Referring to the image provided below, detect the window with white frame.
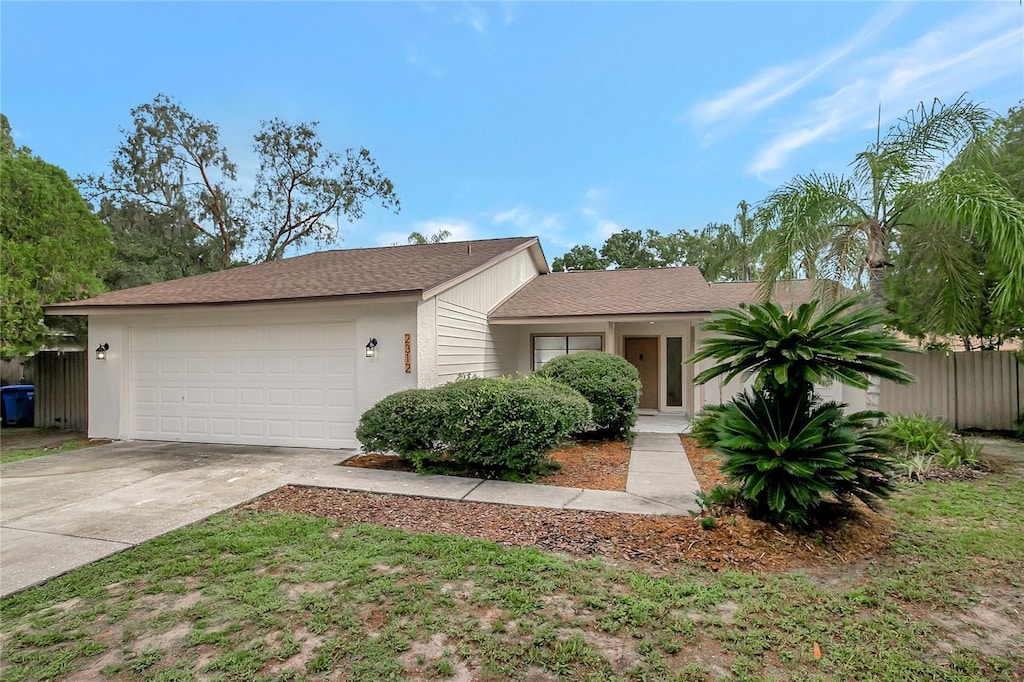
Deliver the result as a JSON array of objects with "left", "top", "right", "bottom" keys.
[{"left": 532, "top": 334, "right": 603, "bottom": 370}]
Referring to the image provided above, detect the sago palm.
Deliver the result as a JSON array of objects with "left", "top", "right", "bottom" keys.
[
  {"left": 689, "top": 295, "right": 913, "bottom": 402},
  {"left": 714, "top": 390, "right": 894, "bottom": 527}
]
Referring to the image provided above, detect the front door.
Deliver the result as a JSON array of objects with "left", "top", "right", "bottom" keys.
[{"left": 624, "top": 337, "right": 659, "bottom": 410}]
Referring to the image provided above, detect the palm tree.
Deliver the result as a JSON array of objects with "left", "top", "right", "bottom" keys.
[
  {"left": 407, "top": 229, "right": 451, "bottom": 245},
  {"left": 755, "top": 96, "right": 1024, "bottom": 323}
]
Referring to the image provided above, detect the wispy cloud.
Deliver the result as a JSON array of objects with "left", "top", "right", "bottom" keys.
[
  {"left": 690, "top": 3, "right": 1023, "bottom": 177},
  {"left": 453, "top": 2, "right": 489, "bottom": 36},
  {"left": 690, "top": 4, "right": 907, "bottom": 142}
]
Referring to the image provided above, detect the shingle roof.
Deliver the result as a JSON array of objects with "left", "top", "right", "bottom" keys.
[
  {"left": 490, "top": 268, "right": 714, "bottom": 318},
  {"left": 706, "top": 280, "right": 820, "bottom": 311},
  {"left": 48, "top": 237, "right": 539, "bottom": 309},
  {"left": 490, "top": 268, "right": 819, "bottom": 319}
]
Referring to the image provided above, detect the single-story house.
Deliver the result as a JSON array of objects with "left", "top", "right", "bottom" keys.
[{"left": 46, "top": 236, "right": 864, "bottom": 449}]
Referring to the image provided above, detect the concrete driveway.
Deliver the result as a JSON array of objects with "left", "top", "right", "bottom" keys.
[{"left": 0, "top": 440, "right": 343, "bottom": 597}]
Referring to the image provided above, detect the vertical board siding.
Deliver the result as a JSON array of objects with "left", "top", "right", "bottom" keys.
[
  {"left": 439, "top": 249, "right": 538, "bottom": 313},
  {"left": 436, "top": 300, "right": 503, "bottom": 380},
  {"left": 33, "top": 351, "right": 88, "bottom": 431},
  {"left": 880, "top": 350, "right": 1021, "bottom": 431}
]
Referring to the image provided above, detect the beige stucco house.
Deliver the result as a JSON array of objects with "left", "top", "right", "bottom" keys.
[{"left": 48, "top": 236, "right": 863, "bottom": 449}]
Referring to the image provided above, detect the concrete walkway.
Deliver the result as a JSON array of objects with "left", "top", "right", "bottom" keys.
[{"left": 301, "top": 429, "right": 701, "bottom": 516}]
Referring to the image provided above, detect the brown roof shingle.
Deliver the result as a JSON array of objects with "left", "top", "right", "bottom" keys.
[
  {"left": 48, "top": 237, "right": 539, "bottom": 309},
  {"left": 490, "top": 268, "right": 713, "bottom": 318},
  {"left": 490, "top": 268, "right": 819, "bottom": 319}
]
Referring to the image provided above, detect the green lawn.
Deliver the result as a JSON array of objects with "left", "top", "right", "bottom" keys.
[
  {"left": 0, "top": 438, "right": 85, "bottom": 465},
  {"left": 2, "top": 444, "right": 1022, "bottom": 681}
]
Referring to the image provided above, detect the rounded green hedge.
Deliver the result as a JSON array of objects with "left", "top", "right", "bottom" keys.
[
  {"left": 535, "top": 351, "right": 640, "bottom": 435},
  {"left": 355, "top": 375, "right": 592, "bottom": 476},
  {"left": 354, "top": 389, "right": 446, "bottom": 466}
]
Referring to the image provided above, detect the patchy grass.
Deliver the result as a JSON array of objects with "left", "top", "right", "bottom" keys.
[
  {"left": 0, "top": 438, "right": 85, "bottom": 465},
  {"left": 2, "top": 443, "right": 1023, "bottom": 681}
]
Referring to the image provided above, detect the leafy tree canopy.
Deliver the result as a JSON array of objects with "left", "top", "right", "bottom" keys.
[
  {"left": 884, "top": 100, "right": 1024, "bottom": 347},
  {"left": 81, "top": 95, "right": 400, "bottom": 272},
  {"left": 549, "top": 202, "right": 761, "bottom": 279},
  {"left": 0, "top": 114, "right": 113, "bottom": 359}
]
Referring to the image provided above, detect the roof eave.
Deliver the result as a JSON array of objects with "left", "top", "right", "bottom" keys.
[
  {"left": 44, "top": 290, "right": 424, "bottom": 316},
  {"left": 489, "top": 311, "right": 712, "bottom": 325}
]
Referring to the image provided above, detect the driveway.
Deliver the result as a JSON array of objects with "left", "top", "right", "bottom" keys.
[{"left": 0, "top": 440, "right": 343, "bottom": 597}]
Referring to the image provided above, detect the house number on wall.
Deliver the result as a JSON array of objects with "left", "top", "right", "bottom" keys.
[{"left": 404, "top": 334, "right": 412, "bottom": 373}]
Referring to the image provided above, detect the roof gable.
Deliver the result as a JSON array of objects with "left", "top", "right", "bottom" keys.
[{"left": 49, "top": 237, "right": 541, "bottom": 310}]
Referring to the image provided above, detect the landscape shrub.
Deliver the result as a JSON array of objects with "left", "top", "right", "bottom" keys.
[
  {"left": 438, "top": 375, "right": 592, "bottom": 474},
  {"left": 883, "top": 413, "right": 954, "bottom": 457},
  {"left": 882, "top": 413, "right": 985, "bottom": 473},
  {"left": 355, "top": 389, "right": 445, "bottom": 465},
  {"left": 713, "top": 390, "right": 894, "bottom": 527},
  {"left": 535, "top": 351, "right": 640, "bottom": 435},
  {"left": 357, "top": 375, "right": 591, "bottom": 477},
  {"left": 690, "top": 404, "right": 726, "bottom": 448},
  {"left": 690, "top": 295, "right": 912, "bottom": 527}
]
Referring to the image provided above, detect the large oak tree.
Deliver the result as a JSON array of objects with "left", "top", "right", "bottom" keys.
[{"left": 82, "top": 95, "right": 400, "bottom": 271}]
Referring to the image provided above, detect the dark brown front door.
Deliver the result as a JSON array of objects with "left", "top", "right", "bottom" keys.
[{"left": 624, "top": 337, "right": 659, "bottom": 409}]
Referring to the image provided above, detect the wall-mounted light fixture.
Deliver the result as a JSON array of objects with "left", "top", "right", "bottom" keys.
[
  {"left": 95, "top": 343, "right": 110, "bottom": 360},
  {"left": 365, "top": 338, "right": 378, "bottom": 358}
]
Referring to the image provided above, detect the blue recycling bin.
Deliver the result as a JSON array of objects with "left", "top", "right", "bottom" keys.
[{"left": 0, "top": 385, "right": 35, "bottom": 427}]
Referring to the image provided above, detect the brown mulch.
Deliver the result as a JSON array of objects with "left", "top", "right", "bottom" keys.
[
  {"left": 341, "top": 439, "right": 631, "bottom": 491},
  {"left": 539, "top": 439, "right": 630, "bottom": 490},
  {"left": 248, "top": 433, "right": 893, "bottom": 573}
]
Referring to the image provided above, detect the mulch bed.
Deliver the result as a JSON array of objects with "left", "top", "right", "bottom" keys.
[
  {"left": 341, "top": 439, "right": 631, "bottom": 491},
  {"left": 249, "top": 434, "right": 893, "bottom": 573}
]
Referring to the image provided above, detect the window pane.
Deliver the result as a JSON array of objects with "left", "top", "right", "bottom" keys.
[
  {"left": 533, "top": 336, "right": 568, "bottom": 351},
  {"left": 568, "top": 335, "right": 603, "bottom": 351},
  {"left": 666, "top": 337, "right": 683, "bottom": 407},
  {"left": 534, "top": 349, "right": 564, "bottom": 370}
]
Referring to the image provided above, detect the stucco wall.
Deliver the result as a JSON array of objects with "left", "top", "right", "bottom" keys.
[{"left": 87, "top": 299, "right": 418, "bottom": 445}]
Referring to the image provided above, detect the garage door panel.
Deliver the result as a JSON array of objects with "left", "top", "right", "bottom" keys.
[
  {"left": 160, "top": 358, "right": 185, "bottom": 375},
  {"left": 268, "top": 357, "right": 293, "bottom": 375},
  {"left": 297, "top": 389, "right": 324, "bottom": 407},
  {"left": 212, "top": 357, "right": 236, "bottom": 374},
  {"left": 130, "top": 323, "right": 356, "bottom": 448},
  {"left": 268, "top": 388, "right": 293, "bottom": 406},
  {"left": 212, "top": 388, "right": 235, "bottom": 405},
  {"left": 239, "top": 357, "right": 262, "bottom": 374}
]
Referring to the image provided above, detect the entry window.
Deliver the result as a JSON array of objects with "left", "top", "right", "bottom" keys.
[
  {"left": 666, "top": 337, "right": 683, "bottom": 407},
  {"left": 533, "top": 335, "right": 602, "bottom": 370}
]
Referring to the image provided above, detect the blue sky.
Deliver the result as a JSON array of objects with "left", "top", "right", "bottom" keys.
[{"left": 3, "top": 1, "right": 1022, "bottom": 260}]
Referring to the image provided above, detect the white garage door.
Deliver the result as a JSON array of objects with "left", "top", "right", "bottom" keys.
[{"left": 130, "top": 323, "right": 356, "bottom": 448}]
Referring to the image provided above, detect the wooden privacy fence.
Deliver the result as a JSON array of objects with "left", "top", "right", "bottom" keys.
[
  {"left": 32, "top": 351, "right": 88, "bottom": 431},
  {"left": 880, "top": 350, "right": 1023, "bottom": 431}
]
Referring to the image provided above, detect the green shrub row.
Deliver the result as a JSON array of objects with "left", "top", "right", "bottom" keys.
[
  {"left": 535, "top": 351, "right": 640, "bottom": 435},
  {"left": 356, "top": 375, "right": 592, "bottom": 477}
]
